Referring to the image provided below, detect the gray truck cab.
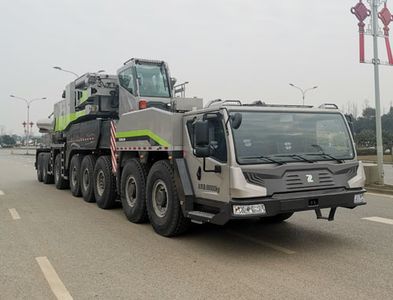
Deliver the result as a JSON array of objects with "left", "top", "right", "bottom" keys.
[
  {"left": 182, "top": 103, "right": 366, "bottom": 224},
  {"left": 117, "top": 58, "right": 173, "bottom": 115}
]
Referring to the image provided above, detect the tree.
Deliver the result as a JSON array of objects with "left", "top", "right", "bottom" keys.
[
  {"left": 0, "top": 135, "right": 16, "bottom": 146},
  {"left": 355, "top": 129, "right": 376, "bottom": 148}
]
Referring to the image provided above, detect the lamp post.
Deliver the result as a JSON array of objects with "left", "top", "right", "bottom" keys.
[
  {"left": 53, "top": 66, "right": 79, "bottom": 78},
  {"left": 9, "top": 95, "right": 46, "bottom": 151},
  {"left": 289, "top": 83, "right": 318, "bottom": 105}
]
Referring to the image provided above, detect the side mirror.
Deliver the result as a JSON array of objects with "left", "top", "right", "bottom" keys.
[
  {"left": 193, "top": 120, "right": 210, "bottom": 158},
  {"left": 194, "top": 120, "right": 209, "bottom": 146},
  {"left": 170, "top": 77, "right": 177, "bottom": 88},
  {"left": 230, "top": 112, "right": 242, "bottom": 129},
  {"left": 194, "top": 146, "right": 211, "bottom": 157}
]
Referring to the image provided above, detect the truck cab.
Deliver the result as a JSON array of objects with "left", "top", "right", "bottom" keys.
[
  {"left": 182, "top": 103, "right": 366, "bottom": 224},
  {"left": 117, "top": 58, "right": 174, "bottom": 114}
]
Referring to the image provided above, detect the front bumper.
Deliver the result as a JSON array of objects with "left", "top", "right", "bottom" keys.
[{"left": 203, "top": 188, "right": 366, "bottom": 225}]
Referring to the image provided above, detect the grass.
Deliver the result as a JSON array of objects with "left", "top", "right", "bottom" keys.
[{"left": 357, "top": 155, "right": 393, "bottom": 163}]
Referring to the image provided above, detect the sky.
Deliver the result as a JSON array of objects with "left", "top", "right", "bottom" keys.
[{"left": 1, "top": 0, "right": 393, "bottom": 135}]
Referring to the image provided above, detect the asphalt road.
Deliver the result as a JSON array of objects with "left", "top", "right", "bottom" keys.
[{"left": 1, "top": 149, "right": 393, "bottom": 300}]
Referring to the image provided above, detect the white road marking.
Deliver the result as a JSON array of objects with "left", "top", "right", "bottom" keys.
[
  {"left": 8, "top": 208, "right": 21, "bottom": 220},
  {"left": 227, "top": 230, "right": 296, "bottom": 255},
  {"left": 362, "top": 216, "right": 393, "bottom": 225},
  {"left": 36, "top": 256, "right": 73, "bottom": 300},
  {"left": 366, "top": 192, "right": 393, "bottom": 199},
  {"left": 0, "top": 190, "right": 4, "bottom": 196}
]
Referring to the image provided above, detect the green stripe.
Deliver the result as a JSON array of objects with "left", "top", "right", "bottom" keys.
[
  {"left": 55, "top": 111, "right": 86, "bottom": 132},
  {"left": 115, "top": 130, "right": 171, "bottom": 147},
  {"left": 79, "top": 90, "right": 89, "bottom": 104}
]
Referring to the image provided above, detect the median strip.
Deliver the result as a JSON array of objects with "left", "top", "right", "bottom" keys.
[
  {"left": 227, "top": 230, "right": 296, "bottom": 255},
  {"left": 362, "top": 216, "right": 393, "bottom": 225},
  {"left": 8, "top": 208, "right": 20, "bottom": 220},
  {"left": 36, "top": 256, "right": 73, "bottom": 300}
]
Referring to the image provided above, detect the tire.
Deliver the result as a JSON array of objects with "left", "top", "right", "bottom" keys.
[
  {"left": 54, "top": 154, "right": 69, "bottom": 190},
  {"left": 42, "top": 154, "right": 54, "bottom": 184},
  {"left": 120, "top": 159, "right": 148, "bottom": 223},
  {"left": 259, "top": 212, "right": 294, "bottom": 224},
  {"left": 146, "top": 160, "right": 190, "bottom": 237},
  {"left": 36, "top": 153, "right": 44, "bottom": 182},
  {"left": 81, "top": 155, "right": 97, "bottom": 203},
  {"left": 70, "top": 154, "right": 83, "bottom": 197},
  {"left": 93, "top": 156, "right": 117, "bottom": 209}
]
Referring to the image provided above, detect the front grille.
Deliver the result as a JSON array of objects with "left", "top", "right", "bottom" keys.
[{"left": 285, "top": 171, "right": 335, "bottom": 190}]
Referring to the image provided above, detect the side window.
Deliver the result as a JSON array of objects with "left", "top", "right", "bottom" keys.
[
  {"left": 119, "top": 68, "right": 135, "bottom": 94},
  {"left": 186, "top": 118, "right": 227, "bottom": 163}
]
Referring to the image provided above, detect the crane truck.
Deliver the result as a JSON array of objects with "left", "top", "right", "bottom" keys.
[{"left": 35, "top": 58, "right": 366, "bottom": 237}]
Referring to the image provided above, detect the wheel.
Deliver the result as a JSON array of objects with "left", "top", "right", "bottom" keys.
[
  {"left": 36, "top": 153, "right": 44, "bottom": 182},
  {"left": 42, "top": 153, "right": 54, "bottom": 184},
  {"left": 81, "top": 155, "right": 97, "bottom": 203},
  {"left": 259, "top": 213, "right": 294, "bottom": 224},
  {"left": 146, "top": 160, "right": 190, "bottom": 237},
  {"left": 70, "top": 154, "right": 83, "bottom": 197},
  {"left": 93, "top": 156, "right": 117, "bottom": 209},
  {"left": 54, "top": 154, "right": 69, "bottom": 190},
  {"left": 120, "top": 159, "right": 148, "bottom": 223}
]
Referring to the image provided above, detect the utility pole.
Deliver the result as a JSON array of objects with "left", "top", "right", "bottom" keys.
[
  {"left": 289, "top": 83, "right": 318, "bottom": 105},
  {"left": 9, "top": 95, "right": 46, "bottom": 153},
  {"left": 371, "top": 0, "right": 384, "bottom": 185},
  {"left": 351, "top": 0, "right": 392, "bottom": 185},
  {"left": 53, "top": 66, "right": 79, "bottom": 78}
]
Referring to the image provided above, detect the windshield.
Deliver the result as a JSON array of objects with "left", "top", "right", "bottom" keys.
[
  {"left": 135, "top": 64, "right": 170, "bottom": 98},
  {"left": 232, "top": 111, "right": 354, "bottom": 164}
]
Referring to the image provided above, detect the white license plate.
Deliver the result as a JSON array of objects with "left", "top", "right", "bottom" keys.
[{"left": 354, "top": 194, "right": 365, "bottom": 204}]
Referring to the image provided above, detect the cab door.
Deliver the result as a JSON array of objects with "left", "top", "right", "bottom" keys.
[{"left": 183, "top": 113, "right": 230, "bottom": 203}]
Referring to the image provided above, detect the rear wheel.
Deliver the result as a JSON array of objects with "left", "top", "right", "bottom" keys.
[
  {"left": 54, "top": 154, "right": 69, "bottom": 190},
  {"left": 81, "top": 155, "right": 97, "bottom": 203},
  {"left": 146, "top": 160, "right": 190, "bottom": 237},
  {"left": 70, "top": 154, "right": 83, "bottom": 197},
  {"left": 36, "top": 153, "right": 44, "bottom": 182},
  {"left": 259, "top": 212, "right": 294, "bottom": 224},
  {"left": 121, "top": 159, "right": 148, "bottom": 223},
  {"left": 42, "top": 154, "right": 54, "bottom": 184},
  {"left": 93, "top": 156, "right": 117, "bottom": 209}
]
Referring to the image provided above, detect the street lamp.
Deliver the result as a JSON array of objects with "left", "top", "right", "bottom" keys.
[
  {"left": 289, "top": 83, "right": 318, "bottom": 105},
  {"left": 9, "top": 95, "right": 46, "bottom": 149},
  {"left": 53, "top": 66, "right": 79, "bottom": 78}
]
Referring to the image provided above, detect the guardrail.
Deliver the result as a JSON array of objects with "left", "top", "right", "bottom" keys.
[{"left": 9, "top": 147, "right": 38, "bottom": 155}]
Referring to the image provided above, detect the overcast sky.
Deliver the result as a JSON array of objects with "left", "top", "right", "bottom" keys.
[{"left": 1, "top": 0, "right": 393, "bottom": 135}]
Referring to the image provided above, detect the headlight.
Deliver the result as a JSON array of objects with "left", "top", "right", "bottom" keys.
[
  {"left": 233, "top": 204, "right": 266, "bottom": 216},
  {"left": 354, "top": 193, "right": 366, "bottom": 204}
]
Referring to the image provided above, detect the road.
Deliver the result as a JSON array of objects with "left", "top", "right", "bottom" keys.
[{"left": 1, "top": 149, "right": 393, "bottom": 300}]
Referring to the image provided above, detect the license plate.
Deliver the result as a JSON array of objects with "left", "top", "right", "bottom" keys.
[{"left": 354, "top": 194, "right": 365, "bottom": 204}]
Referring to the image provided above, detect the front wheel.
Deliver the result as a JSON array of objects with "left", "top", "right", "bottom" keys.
[
  {"left": 259, "top": 212, "right": 294, "bottom": 224},
  {"left": 146, "top": 160, "right": 190, "bottom": 237}
]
